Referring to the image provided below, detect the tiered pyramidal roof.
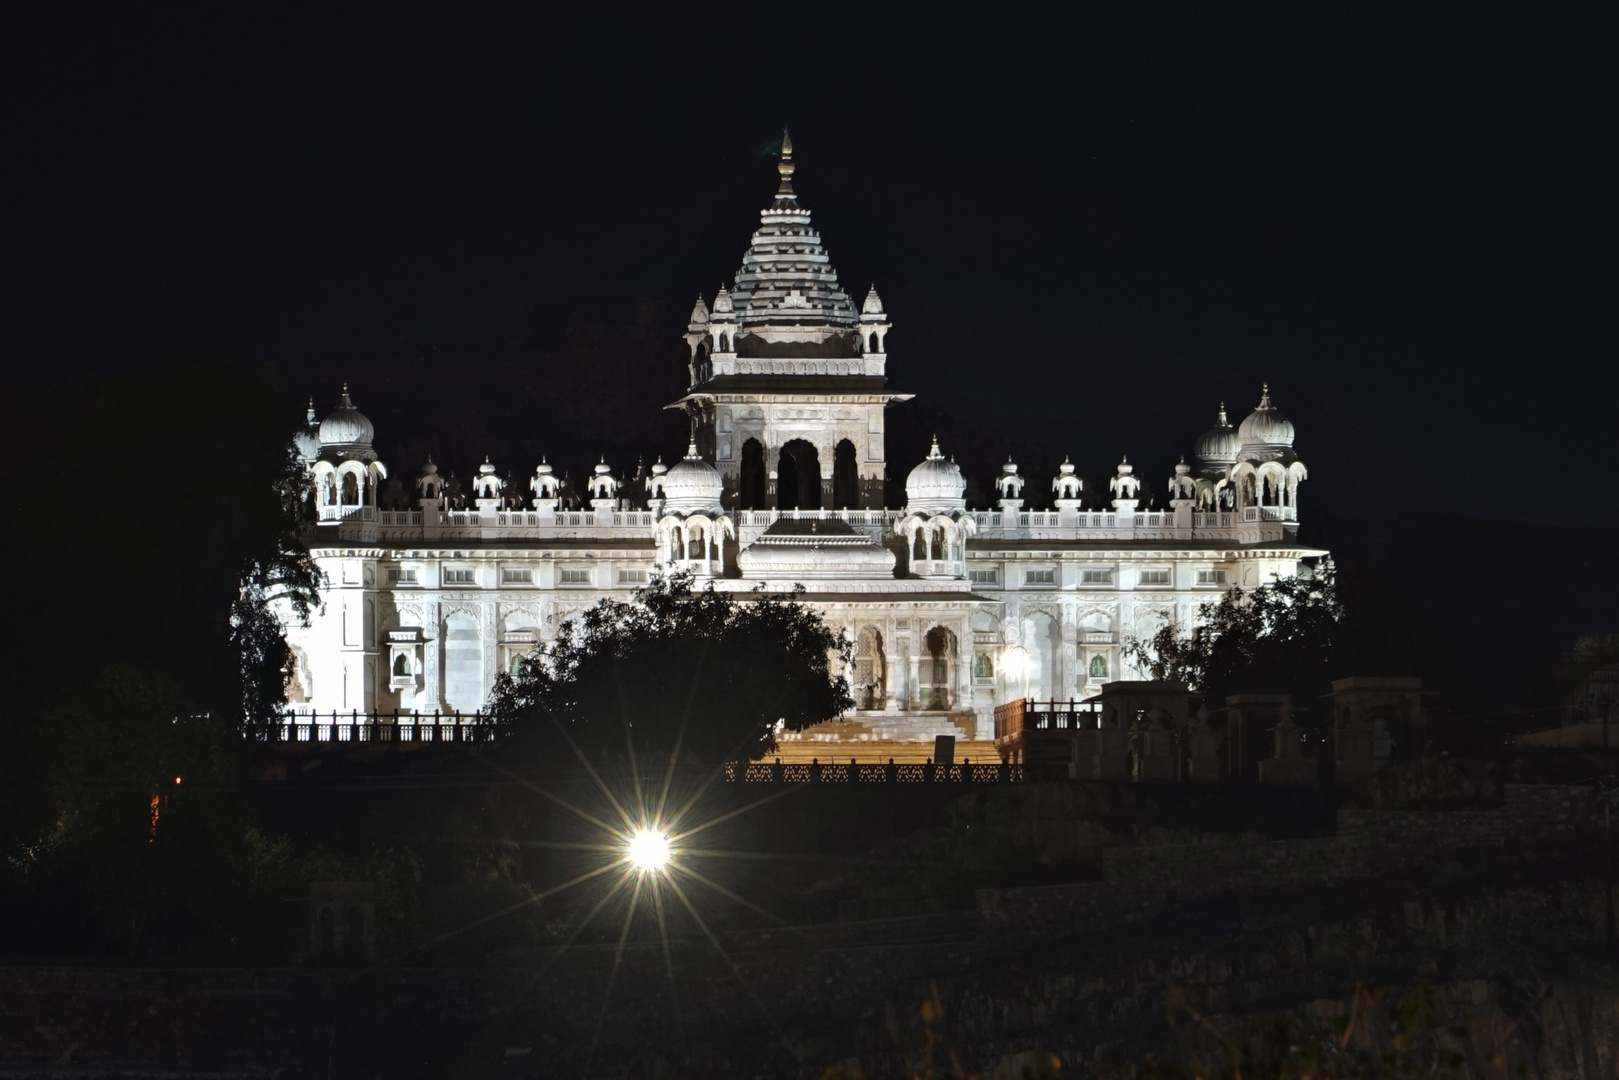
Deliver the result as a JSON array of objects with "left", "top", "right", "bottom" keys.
[{"left": 724, "top": 131, "right": 860, "bottom": 353}]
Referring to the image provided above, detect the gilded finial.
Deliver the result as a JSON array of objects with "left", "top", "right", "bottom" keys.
[{"left": 776, "top": 128, "right": 796, "bottom": 197}]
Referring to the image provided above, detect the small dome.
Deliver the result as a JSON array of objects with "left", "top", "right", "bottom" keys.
[
  {"left": 1194, "top": 403, "right": 1240, "bottom": 468},
  {"left": 318, "top": 385, "right": 375, "bottom": 454},
  {"left": 1236, "top": 385, "right": 1296, "bottom": 453},
  {"left": 662, "top": 442, "right": 725, "bottom": 514},
  {"left": 906, "top": 437, "right": 966, "bottom": 513}
]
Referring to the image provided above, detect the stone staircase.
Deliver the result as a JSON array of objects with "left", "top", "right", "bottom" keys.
[{"left": 771, "top": 714, "right": 997, "bottom": 764}]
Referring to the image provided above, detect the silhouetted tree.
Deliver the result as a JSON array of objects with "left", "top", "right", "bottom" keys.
[
  {"left": 487, "top": 572, "right": 852, "bottom": 769},
  {"left": 1124, "top": 562, "right": 1343, "bottom": 704},
  {"left": 230, "top": 443, "right": 322, "bottom": 731}
]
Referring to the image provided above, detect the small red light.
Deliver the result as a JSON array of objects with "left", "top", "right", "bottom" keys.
[{"left": 174, "top": 777, "right": 182, "bottom": 785}]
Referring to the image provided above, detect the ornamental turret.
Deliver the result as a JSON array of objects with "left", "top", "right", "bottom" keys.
[
  {"left": 473, "top": 456, "right": 504, "bottom": 513},
  {"left": 529, "top": 458, "right": 559, "bottom": 511},
  {"left": 1109, "top": 457, "right": 1141, "bottom": 512},
  {"left": 1052, "top": 457, "right": 1084, "bottom": 502},
  {"left": 684, "top": 295, "right": 711, "bottom": 385},
  {"left": 416, "top": 457, "right": 444, "bottom": 502},
  {"left": 858, "top": 285, "right": 890, "bottom": 371},
  {"left": 1168, "top": 458, "right": 1196, "bottom": 502},
  {"left": 588, "top": 458, "right": 619, "bottom": 520},
  {"left": 653, "top": 441, "right": 732, "bottom": 580},
  {"left": 1230, "top": 384, "right": 1307, "bottom": 521},
  {"left": 996, "top": 457, "right": 1025, "bottom": 513},
  {"left": 899, "top": 437, "right": 975, "bottom": 579},
  {"left": 704, "top": 285, "right": 738, "bottom": 378},
  {"left": 310, "top": 385, "right": 387, "bottom": 520}
]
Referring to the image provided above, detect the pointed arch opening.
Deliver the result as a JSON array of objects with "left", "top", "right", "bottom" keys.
[
  {"left": 739, "top": 438, "right": 766, "bottom": 510},
  {"left": 777, "top": 439, "right": 821, "bottom": 510},
  {"left": 832, "top": 438, "right": 859, "bottom": 509}
]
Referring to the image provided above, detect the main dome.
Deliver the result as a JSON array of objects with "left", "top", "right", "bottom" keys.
[
  {"left": 318, "top": 387, "right": 374, "bottom": 446},
  {"left": 661, "top": 442, "right": 725, "bottom": 514},
  {"left": 906, "top": 437, "right": 966, "bottom": 513},
  {"left": 1236, "top": 385, "right": 1296, "bottom": 453}
]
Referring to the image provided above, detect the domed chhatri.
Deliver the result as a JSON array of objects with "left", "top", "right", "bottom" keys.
[
  {"left": 1237, "top": 384, "right": 1297, "bottom": 456},
  {"left": 906, "top": 437, "right": 966, "bottom": 514},
  {"left": 1194, "top": 403, "right": 1240, "bottom": 476},
  {"left": 661, "top": 441, "right": 725, "bottom": 515},
  {"left": 317, "top": 384, "right": 376, "bottom": 458}
]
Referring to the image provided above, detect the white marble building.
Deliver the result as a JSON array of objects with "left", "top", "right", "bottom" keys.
[{"left": 281, "top": 135, "right": 1323, "bottom": 742}]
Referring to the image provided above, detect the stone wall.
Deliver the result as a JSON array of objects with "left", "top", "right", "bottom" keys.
[{"left": 1094, "top": 784, "right": 1589, "bottom": 897}]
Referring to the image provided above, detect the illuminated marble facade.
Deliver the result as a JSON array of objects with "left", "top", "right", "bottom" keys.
[{"left": 281, "top": 137, "right": 1320, "bottom": 742}]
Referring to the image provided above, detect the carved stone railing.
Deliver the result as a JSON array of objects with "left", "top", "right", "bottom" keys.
[
  {"left": 993, "top": 697, "right": 1104, "bottom": 742},
  {"left": 248, "top": 711, "right": 498, "bottom": 746}
]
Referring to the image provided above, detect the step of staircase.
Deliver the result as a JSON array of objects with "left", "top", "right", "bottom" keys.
[{"left": 766, "top": 738, "right": 1000, "bottom": 765}]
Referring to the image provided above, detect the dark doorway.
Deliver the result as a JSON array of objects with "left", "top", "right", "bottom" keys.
[
  {"left": 833, "top": 439, "right": 859, "bottom": 509},
  {"left": 739, "top": 439, "right": 766, "bottom": 509},
  {"left": 777, "top": 440, "right": 822, "bottom": 510}
]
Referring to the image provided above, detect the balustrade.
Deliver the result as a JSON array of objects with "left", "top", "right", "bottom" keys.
[
  {"left": 250, "top": 711, "right": 498, "bottom": 746},
  {"left": 723, "top": 758, "right": 1022, "bottom": 783}
]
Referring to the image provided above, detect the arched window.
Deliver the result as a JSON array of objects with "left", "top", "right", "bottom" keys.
[
  {"left": 868, "top": 332, "right": 878, "bottom": 353},
  {"left": 1089, "top": 654, "right": 1108, "bottom": 679},
  {"left": 973, "top": 653, "right": 993, "bottom": 679},
  {"left": 393, "top": 653, "right": 410, "bottom": 677}
]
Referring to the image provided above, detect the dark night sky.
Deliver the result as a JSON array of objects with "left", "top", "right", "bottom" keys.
[{"left": 5, "top": 7, "right": 1613, "bottom": 529}]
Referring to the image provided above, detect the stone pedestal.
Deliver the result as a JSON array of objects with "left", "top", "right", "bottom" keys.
[
  {"left": 1185, "top": 721, "right": 1222, "bottom": 782},
  {"left": 1093, "top": 723, "right": 1130, "bottom": 779},
  {"left": 1139, "top": 727, "right": 1179, "bottom": 780},
  {"left": 1259, "top": 716, "right": 1316, "bottom": 784}
]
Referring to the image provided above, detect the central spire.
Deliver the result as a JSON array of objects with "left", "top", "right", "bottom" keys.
[
  {"left": 724, "top": 131, "right": 859, "bottom": 342},
  {"left": 775, "top": 128, "right": 796, "bottom": 200}
]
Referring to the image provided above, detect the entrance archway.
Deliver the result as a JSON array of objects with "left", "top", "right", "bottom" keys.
[{"left": 777, "top": 440, "right": 822, "bottom": 510}]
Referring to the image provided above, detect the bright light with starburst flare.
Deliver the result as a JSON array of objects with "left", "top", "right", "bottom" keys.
[{"left": 625, "top": 829, "right": 672, "bottom": 872}]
